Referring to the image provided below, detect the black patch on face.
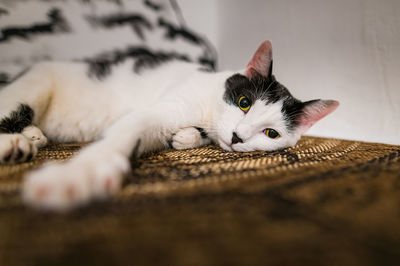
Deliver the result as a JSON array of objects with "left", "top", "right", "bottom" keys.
[
  {"left": 144, "top": 0, "right": 163, "bottom": 11},
  {"left": 0, "top": 104, "right": 34, "bottom": 133},
  {"left": 0, "top": 8, "right": 70, "bottom": 43},
  {"left": 84, "top": 46, "right": 190, "bottom": 79},
  {"left": 224, "top": 74, "right": 306, "bottom": 131},
  {"left": 85, "top": 13, "right": 152, "bottom": 40}
]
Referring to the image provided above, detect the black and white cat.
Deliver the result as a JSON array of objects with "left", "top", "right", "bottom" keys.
[{"left": 0, "top": 41, "right": 338, "bottom": 210}]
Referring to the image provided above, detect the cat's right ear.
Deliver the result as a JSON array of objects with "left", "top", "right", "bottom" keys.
[
  {"left": 296, "top": 99, "right": 339, "bottom": 134},
  {"left": 245, "top": 40, "right": 273, "bottom": 79}
]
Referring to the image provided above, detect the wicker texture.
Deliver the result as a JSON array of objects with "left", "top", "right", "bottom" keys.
[{"left": 1, "top": 136, "right": 400, "bottom": 266}]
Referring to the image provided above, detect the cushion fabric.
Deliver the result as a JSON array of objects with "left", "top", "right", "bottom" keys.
[
  {"left": 0, "top": 0, "right": 216, "bottom": 86},
  {"left": 1, "top": 136, "right": 400, "bottom": 265}
]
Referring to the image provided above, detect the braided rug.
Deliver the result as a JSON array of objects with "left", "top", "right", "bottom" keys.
[{"left": 1, "top": 136, "right": 400, "bottom": 266}]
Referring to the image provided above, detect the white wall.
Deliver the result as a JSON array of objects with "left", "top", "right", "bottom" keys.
[{"left": 179, "top": 0, "right": 400, "bottom": 145}]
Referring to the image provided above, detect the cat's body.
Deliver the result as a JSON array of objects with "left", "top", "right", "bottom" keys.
[
  {"left": 1, "top": 60, "right": 221, "bottom": 145},
  {"left": 0, "top": 41, "right": 338, "bottom": 211}
]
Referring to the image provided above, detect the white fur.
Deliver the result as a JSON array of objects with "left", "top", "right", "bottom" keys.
[
  {"left": 0, "top": 134, "right": 37, "bottom": 164},
  {"left": 217, "top": 100, "right": 300, "bottom": 152},
  {"left": 172, "top": 127, "right": 211, "bottom": 150},
  {"left": 0, "top": 59, "right": 304, "bottom": 210},
  {"left": 22, "top": 126, "right": 48, "bottom": 148}
]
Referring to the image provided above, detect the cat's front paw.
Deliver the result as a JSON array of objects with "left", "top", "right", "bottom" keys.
[
  {"left": 0, "top": 134, "right": 37, "bottom": 164},
  {"left": 172, "top": 127, "right": 210, "bottom": 150},
  {"left": 22, "top": 126, "right": 48, "bottom": 148},
  {"left": 22, "top": 163, "right": 91, "bottom": 210},
  {"left": 22, "top": 154, "right": 130, "bottom": 211}
]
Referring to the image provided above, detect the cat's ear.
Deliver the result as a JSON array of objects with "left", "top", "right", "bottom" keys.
[
  {"left": 245, "top": 40, "right": 273, "bottom": 79},
  {"left": 296, "top": 100, "right": 339, "bottom": 133}
]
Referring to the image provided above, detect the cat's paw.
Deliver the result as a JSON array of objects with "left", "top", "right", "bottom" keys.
[
  {"left": 22, "top": 154, "right": 130, "bottom": 211},
  {"left": 172, "top": 127, "right": 210, "bottom": 150},
  {"left": 22, "top": 163, "right": 91, "bottom": 211},
  {"left": 22, "top": 126, "right": 48, "bottom": 148},
  {"left": 0, "top": 134, "right": 37, "bottom": 164}
]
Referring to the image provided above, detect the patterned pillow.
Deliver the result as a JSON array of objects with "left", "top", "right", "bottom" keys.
[{"left": 0, "top": 0, "right": 217, "bottom": 86}]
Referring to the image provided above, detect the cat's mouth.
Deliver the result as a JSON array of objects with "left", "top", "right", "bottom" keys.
[{"left": 218, "top": 138, "right": 233, "bottom": 151}]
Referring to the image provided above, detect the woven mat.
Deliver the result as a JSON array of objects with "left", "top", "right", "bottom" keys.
[{"left": 1, "top": 136, "right": 400, "bottom": 266}]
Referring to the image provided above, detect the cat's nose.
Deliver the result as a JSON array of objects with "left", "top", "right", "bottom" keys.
[{"left": 231, "top": 132, "right": 243, "bottom": 144}]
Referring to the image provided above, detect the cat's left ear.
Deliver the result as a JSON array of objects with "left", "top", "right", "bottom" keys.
[
  {"left": 245, "top": 40, "right": 273, "bottom": 79},
  {"left": 296, "top": 100, "right": 339, "bottom": 133}
]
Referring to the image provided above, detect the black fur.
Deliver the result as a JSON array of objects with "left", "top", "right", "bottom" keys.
[
  {"left": 0, "top": 8, "right": 70, "bottom": 43},
  {"left": 86, "top": 13, "right": 152, "bottom": 40},
  {"left": 158, "top": 18, "right": 202, "bottom": 45},
  {"left": 224, "top": 74, "right": 306, "bottom": 131},
  {"left": 0, "top": 104, "right": 34, "bottom": 134},
  {"left": 0, "top": 72, "right": 9, "bottom": 87},
  {"left": 158, "top": 18, "right": 216, "bottom": 70},
  {"left": 195, "top": 127, "right": 208, "bottom": 139},
  {"left": 85, "top": 60, "right": 113, "bottom": 80},
  {"left": 130, "top": 139, "right": 141, "bottom": 158},
  {"left": 133, "top": 54, "right": 175, "bottom": 74},
  {"left": 84, "top": 46, "right": 190, "bottom": 79},
  {"left": 198, "top": 57, "right": 216, "bottom": 71},
  {"left": 133, "top": 49, "right": 189, "bottom": 73},
  {"left": 0, "top": 8, "right": 8, "bottom": 17},
  {"left": 144, "top": 0, "right": 163, "bottom": 11}
]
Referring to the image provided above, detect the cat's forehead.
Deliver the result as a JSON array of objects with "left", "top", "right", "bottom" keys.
[{"left": 224, "top": 73, "right": 292, "bottom": 104}]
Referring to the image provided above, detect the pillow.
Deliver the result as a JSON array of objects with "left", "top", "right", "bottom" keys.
[{"left": 0, "top": 0, "right": 217, "bottom": 86}]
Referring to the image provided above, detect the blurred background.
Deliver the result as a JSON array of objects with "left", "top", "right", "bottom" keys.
[{"left": 179, "top": 0, "right": 400, "bottom": 145}]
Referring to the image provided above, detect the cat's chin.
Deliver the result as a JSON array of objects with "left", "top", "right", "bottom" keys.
[
  {"left": 217, "top": 138, "right": 233, "bottom": 151},
  {"left": 217, "top": 138, "right": 254, "bottom": 152},
  {"left": 230, "top": 144, "right": 253, "bottom": 152}
]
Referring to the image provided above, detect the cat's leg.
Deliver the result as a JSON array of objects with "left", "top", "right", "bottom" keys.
[
  {"left": 0, "top": 126, "right": 48, "bottom": 164},
  {"left": 22, "top": 108, "right": 175, "bottom": 211},
  {"left": 171, "top": 127, "right": 211, "bottom": 150},
  {"left": 0, "top": 63, "right": 53, "bottom": 164}
]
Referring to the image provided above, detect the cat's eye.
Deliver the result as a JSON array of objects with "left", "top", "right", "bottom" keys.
[
  {"left": 238, "top": 96, "right": 251, "bottom": 112},
  {"left": 265, "top": 128, "right": 280, "bottom": 139}
]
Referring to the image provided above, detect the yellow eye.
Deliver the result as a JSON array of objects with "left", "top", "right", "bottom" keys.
[
  {"left": 265, "top": 128, "right": 280, "bottom": 139},
  {"left": 238, "top": 96, "right": 251, "bottom": 112}
]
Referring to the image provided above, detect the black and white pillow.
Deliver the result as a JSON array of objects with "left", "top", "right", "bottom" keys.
[{"left": 0, "top": 0, "right": 217, "bottom": 86}]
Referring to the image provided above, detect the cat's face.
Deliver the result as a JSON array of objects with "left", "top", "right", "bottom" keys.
[{"left": 216, "top": 41, "right": 338, "bottom": 152}]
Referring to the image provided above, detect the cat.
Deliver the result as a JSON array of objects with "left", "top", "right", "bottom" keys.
[{"left": 0, "top": 41, "right": 338, "bottom": 211}]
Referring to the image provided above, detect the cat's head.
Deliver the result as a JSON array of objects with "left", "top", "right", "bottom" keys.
[{"left": 216, "top": 40, "right": 339, "bottom": 152}]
